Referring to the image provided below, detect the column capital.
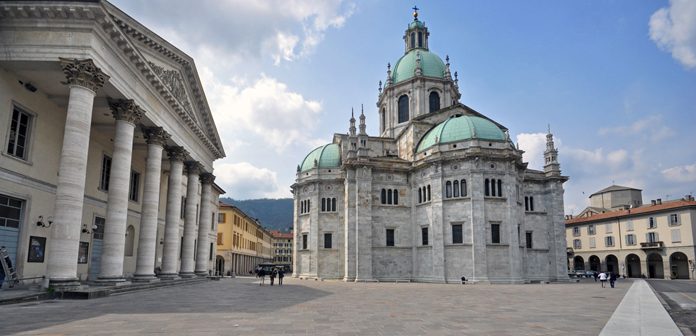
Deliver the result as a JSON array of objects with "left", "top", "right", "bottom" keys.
[
  {"left": 59, "top": 58, "right": 109, "bottom": 92},
  {"left": 142, "top": 126, "right": 170, "bottom": 146},
  {"left": 166, "top": 146, "right": 187, "bottom": 162},
  {"left": 108, "top": 98, "right": 144, "bottom": 124},
  {"left": 185, "top": 161, "right": 202, "bottom": 175},
  {"left": 199, "top": 172, "right": 215, "bottom": 185}
]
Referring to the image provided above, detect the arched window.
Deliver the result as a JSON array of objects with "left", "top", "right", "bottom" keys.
[
  {"left": 418, "top": 32, "right": 423, "bottom": 47},
  {"left": 393, "top": 189, "right": 399, "bottom": 205},
  {"left": 418, "top": 188, "right": 422, "bottom": 203},
  {"left": 410, "top": 32, "right": 415, "bottom": 48},
  {"left": 308, "top": 199, "right": 310, "bottom": 211},
  {"left": 485, "top": 178, "right": 490, "bottom": 196},
  {"left": 461, "top": 179, "right": 467, "bottom": 197},
  {"left": 398, "top": 95, "right": 409, "bottom": 123},
  {"left": 490, "top": 179, "right": 497, "bottom": 197},
  {"left": 387, "top": 189, "right": 393, "bottom": 204},
  {"left": 381, "top": 108, "right": 386, "bottom": 133},
  {"left": 445, "top": 181, "right": 452, "bottom": 198},
  {"left": 332, "top": 198, "right": 337, "bottom": 212},
  {"left": 529, "top": 196, "right": 533, "bottom": 212},
  {"left": 427, "top": 185, "right": 431, "bottom": 201},
  {"left": 381, "top": 189, "right": 387, "bottom": 204},
  {"left": 321, "top": 198, "right": 326, "bottom": 212},
  {"left": 429, "top": 91, "right": 440, "bottom": 113},
  {"left": 497, "top": 179, "right": 503, "bottom": 197},
  {"left": 453, "top": 180, "right": 460, "bottom": 197},
  {"left": 125, "top": 225, "right": 135, "bottom": 256}
]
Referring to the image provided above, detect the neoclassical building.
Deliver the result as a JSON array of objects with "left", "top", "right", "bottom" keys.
[
  {"left": 0, "top": 1, "right": 225, "bottom": 287},
  {"left": 291, "top": 10, "right": 569, "bottom": 284},
  {"left": 566, "top": 186, "right": 696, "bottom": 279},
  {"left": 215, "top": 203, "right": 273, "bottom": 276}
]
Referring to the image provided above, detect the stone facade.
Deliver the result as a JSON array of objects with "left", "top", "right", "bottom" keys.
[
  {"left": 291, "top": 12, "right": 569, "bottom": 284},
  {"left": 0, "top": 1, "right": 225, "bottom": 287}
]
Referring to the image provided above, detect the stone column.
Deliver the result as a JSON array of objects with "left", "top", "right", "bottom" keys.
[
  {"left": 195, "top": 173, "right": 215, "bottom": 275},
  {"left": 97, "top": 99, "right": 143, "bottom": 284},
  {"left": 179, "top": 161, "right": 201, "bottom": 277},
  {"left": 133, "top": 127, "right": 170, "bottom": 282},
  {"left": 47, "top": 58, "right": 108, "bottom": 287},
  {"left": 159, "top": 146, "right": 187, "bottom": 279}
]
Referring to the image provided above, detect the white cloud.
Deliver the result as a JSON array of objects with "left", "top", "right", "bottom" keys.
[
  {"left": 649, "top": 0, "right": 696, "bottom": 69},
  {"left": 113, "top": 0, "right": 355, "bottom": 66},
  {"left": 598, "top": 115, "right": 673, "bottom": 142},
  {"left": 516, "top": 133, "right": 546, "bottom": 170},
  {"left": 214, "top": 161, "right": 288, "bottom": 199},
  {"left": 202, "top": 71, "right": 323, "bottom": 151},
  {"left": 662, "top": 162, "right": 696, "bottom": 182},
  {"left": 565, "top": 148, "right": 604, "bottom": 165},
  {"left": 606, "top": 149, "right": 629, "bottom": 168}
]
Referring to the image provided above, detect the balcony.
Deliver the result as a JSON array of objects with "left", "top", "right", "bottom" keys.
[{"left": 640, "top": 241, "right": 664, "bottom": 250}]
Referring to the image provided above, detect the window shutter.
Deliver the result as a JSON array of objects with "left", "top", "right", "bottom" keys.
[{"left": 671, "top": 229, "right": 681, "bottom": 243}]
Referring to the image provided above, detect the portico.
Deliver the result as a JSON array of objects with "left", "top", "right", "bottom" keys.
[{"left": 0, "top": 1, "right": 225, "bottom": 287}]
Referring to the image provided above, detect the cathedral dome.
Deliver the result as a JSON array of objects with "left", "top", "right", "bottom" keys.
[
  {"left": 392, "top": 49, "right": 446, "bottom": 84},
  {"left": 416, "top": 115, "right": 506, "bottom": 152},
  {"left": 299, "top": 143, "right": 341, "bottom": 172}
]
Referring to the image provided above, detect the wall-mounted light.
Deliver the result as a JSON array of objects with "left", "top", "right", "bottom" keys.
[
  {"left": 81, "top": 223, "right": 96, "bottom": 234},
  {"left": 36, "top": 216, "right": 53, "bottom": 228}
]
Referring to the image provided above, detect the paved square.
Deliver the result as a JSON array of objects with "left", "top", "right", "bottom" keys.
[{"left": 0, "top": 277, "right": 629, "bottom": 335}]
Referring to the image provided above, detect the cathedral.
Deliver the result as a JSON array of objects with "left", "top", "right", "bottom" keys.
[{"left": 291, "top": 9, "right": 569, "bottom": 283}]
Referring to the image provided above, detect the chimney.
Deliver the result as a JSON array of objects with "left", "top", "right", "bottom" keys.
[
  {"left": 651, "top": 200, "right": 656, "bottom": 205},
  {"left": 657, "top": 198, "right": 662, "bottom": 205}
]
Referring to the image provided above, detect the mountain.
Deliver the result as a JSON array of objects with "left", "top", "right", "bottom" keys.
[{"left": 220, "top": 198, "right": 294, "bottom": 232}]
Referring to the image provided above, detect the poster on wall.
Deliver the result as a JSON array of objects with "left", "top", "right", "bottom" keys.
[
  {"left": 78, "top": 242, "right": 89, "bottom": 264},
  {"left": 27, "top": 236, "right": 46, "bottom": 263}
]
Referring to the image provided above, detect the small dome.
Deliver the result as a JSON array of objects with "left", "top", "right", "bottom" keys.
[
  {"left": 392, "top": 49, "right": 446, "bottom": 84},
  {"left": 299, "top": 144, "right": 341, "bottom": 172},
  {"left": 408, "top": 19, "right": 425, "bottom": 29},
  {"left": 416, "top": 115, "right": 506, "bottom": 152}
]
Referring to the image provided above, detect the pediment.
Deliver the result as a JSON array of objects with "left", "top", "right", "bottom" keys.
[{"left": 145, "top": 58, "right": 197, "bottom": 122}]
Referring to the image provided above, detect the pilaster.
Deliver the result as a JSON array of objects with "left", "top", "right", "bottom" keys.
[{"left": 355, "top": 166, "right": 374, "bottom": 281}]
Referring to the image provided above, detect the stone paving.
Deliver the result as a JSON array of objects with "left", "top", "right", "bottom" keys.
[{"left": 0, "top": 277, "right": 630, "bottom": 335}]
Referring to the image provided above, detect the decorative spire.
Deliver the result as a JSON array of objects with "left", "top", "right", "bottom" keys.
[
  {"left": 415, "top": 51, "right": 422, "bottom": 76},
  {"left": 378, "top": 80, "right": 382, "bottom": 94},
  {"left": 359, "top": 104, "right": 366, "bottom": 135},
  {"left": 445, "top": 55, "right": 451, "bottom": 78},
  {"left": 544, "top": 125, "right": 561, "bottom": 176},
  {"left": 454, "top": 71, "right": 459, "bottom": 87},
  {"left": 412, "top": 5, "right": 419, "bottom": 21},
  {"left": 386, "top": 63, "right": 393, "bottom": 86},
  {"left": 349, "top": 107, "right": 356, "bottom": 136}
]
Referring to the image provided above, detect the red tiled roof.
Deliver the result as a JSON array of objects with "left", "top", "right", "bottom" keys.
[
  {"left": 566, "top": 200, "right": 696, "bottom": 225},
  {"left": 269, "top": 230, "right": 293, "bottom": 239}
]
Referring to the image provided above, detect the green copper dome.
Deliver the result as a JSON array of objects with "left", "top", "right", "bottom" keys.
[
  {"left": 416, "top": 115, "right": 506, "bottom": 152},
  {"left": 392, "top": 49, "right": 446, "bottom": 84},
  {"left": 299, "top": 144, "right": 341, "bottom": 172},
  {"left": 408, "top": 19, "right": 425, "bottom": 29}
]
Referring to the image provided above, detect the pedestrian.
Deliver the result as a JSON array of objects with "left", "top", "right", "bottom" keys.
[
  {"left": 269, "top": 268, "right": 277, "bottom": 286},
  {"left": 278, "top": 267, "right": 285, "bottom": 286},
  {"left": 0, "top": 246, "right": 7, "bottom": 290},
  {"left": 258, "top": 268, "right": 266, "bottom": 286},
  {"left": 609, "top": 272, "right": 617, "bottom": 288},
  {"left": 593, "top": 271, "right": 598, "bottom": 282},
  {"left": 598, "top": 271, "right": 607, "bottom": 288}
]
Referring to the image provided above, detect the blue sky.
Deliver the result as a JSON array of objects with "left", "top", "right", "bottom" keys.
[{"left": 112, "top": 0, "right": 696, "bottom": 214}]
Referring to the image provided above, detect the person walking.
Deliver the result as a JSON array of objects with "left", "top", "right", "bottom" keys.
[
  {"left": 609, "top": 272, "right": 617, "bottom": 288},
  {"left": 258, "top": 268, "right": 266, "bottom": 286},
  {"left": 278, "top": 267, "right": 285, "bottom": 286},
  {"left": 269, "top": 268, "right": 277, "bottom": 286},
  {"left": 598, "top": 271, "right": 608, "bottom": 288}
]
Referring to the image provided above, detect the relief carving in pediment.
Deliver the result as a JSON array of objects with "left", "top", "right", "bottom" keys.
[{"left": 148, "top": 61, "right": 194, "bottom": 117}]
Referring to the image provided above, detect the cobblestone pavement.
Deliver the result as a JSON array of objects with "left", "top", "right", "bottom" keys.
[
  {"left": 0, "top": 277, "right": 630, "bottom": 335},
  {"left": 647, "top": 279, "right": 696, "bottom": 335}
]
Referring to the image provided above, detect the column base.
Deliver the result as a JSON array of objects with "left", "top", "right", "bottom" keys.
[
  {"left": 343, "top": 277, "right": 355, "bottom": 282},
  {"left": 354, "top": 278, "right": 379, "bottom": 282},
  {"left": 48, "top": 278, "right": 82, "bottom": 290},
  {"left": 95, "top": 277, "right": 131, "bottom": 286},
  {"left": 179, "top": 272, "right": 197, "bottom": 278},
  {"left": 158, "top": 273, "right": 180, "bottom": 280},
  {"left": 195, "top": 271, "right": 209, "bottom": 276},
  {"left": 131, "top": 274, "right": 160, "bottom": 283}
]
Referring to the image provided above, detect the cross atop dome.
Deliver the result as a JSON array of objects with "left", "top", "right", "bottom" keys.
[{"left": 412, "top": 5, "right": 419, "bottom": 20}]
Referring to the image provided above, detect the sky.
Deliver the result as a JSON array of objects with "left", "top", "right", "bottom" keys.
[{"left": 111, "top": 0, "right": 696, "bottom": 215}]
